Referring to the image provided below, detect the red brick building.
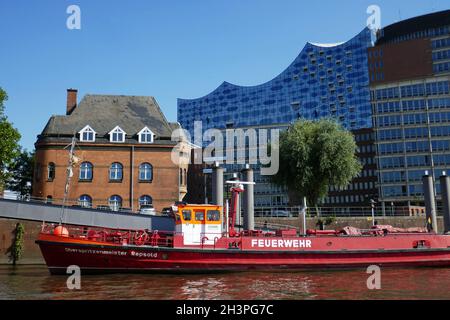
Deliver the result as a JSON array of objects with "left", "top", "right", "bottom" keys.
[{"left": 33, "top": 89, "right": 188, "bottom": 212}]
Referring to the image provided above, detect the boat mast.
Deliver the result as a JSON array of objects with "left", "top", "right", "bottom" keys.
[{"left": 60, "top": 136, "right": 78, "bottom": 224}]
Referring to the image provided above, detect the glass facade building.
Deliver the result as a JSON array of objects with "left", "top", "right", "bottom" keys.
[
  {"left": 178, "top": 28, "right": 375, "bottom": 208},
  {"left": 370, "top": 10, "right": 450, "bottom": 207},
  {"left": 178, "top": 28, "right": 373, "bottom": 134}
]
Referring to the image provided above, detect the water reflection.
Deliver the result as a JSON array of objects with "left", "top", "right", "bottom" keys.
[{"left": 0, "top": 265, "right": 449, "bottom": 300}]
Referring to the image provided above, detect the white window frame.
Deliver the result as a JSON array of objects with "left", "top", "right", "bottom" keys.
[
  {"left": 78, "top": 125, "right": 96, "bottom": 142},
  {"left": 138, "top": 127, "right": 155, "bottom": 144},
  {"left": 109, "top": 126, "right": 126, "bottom": 143}
]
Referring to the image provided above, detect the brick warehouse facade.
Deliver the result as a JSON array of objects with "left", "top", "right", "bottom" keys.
[{"left": 33, "top": 89, "right": 189, "bottom": 212}]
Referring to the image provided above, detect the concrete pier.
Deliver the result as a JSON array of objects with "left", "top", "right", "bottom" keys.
[
  {"left": 242, "top": 165, "right": 255, "bottom": 231},
  {"left": 439, "top": 172, "right": 450, "bottom": 234},
  {"left": 211, "top": 163, "right": 224, "bottom": 208},
  {"left": 423, "top": 172, "right": 438, "bottom": 233}
]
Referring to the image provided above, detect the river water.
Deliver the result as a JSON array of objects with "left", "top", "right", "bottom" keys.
[{"left": 0, "top": 265, "right": 449, "bottom": 300}]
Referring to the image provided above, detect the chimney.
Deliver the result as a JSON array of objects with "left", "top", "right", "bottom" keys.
[{"left": 66, "top": 88, "right": 78, "bottom": 115}]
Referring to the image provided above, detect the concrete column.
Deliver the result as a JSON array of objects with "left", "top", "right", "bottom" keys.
[
  {"left": 439, "top": 172, "right": 450, "bottom": 234},
  {"left": 211, "top": 163, "right": 224, "bottom": 207},
  {"left": 242, "top": 165, "right": 254, "bottom": 231},
  {"left": 423, "top": 172, "right": 438, "bottom": 233}
]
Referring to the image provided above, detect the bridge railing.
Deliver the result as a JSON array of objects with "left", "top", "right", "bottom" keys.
[
  {"left": 252, "top": 205, "right": 444, "bottom": 218},
  {"left": 0, "top": 194, "right": 139, "bottom": 214}
]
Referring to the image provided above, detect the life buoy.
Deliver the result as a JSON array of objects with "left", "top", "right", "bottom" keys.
[{"left": 134, "top": 230, "right": 148, "bottom": 246}]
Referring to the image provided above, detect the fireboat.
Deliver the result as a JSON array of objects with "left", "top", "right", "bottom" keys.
[{"left": 36, "top": 177, "right": 450, "bottom": 274}]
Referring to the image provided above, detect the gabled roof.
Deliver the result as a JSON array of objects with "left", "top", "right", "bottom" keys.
[
  {"left": 138, "top": 126, "right": 155, "bottom": 135},
  {"left": 78, "top": 125, "right": 96, "bottom": 134},
  {"left": 41, "top": 94, "right": 173, "bottom": 140},
  {"left": 109, "top": 125, "right": 126, "bottom": 135}
]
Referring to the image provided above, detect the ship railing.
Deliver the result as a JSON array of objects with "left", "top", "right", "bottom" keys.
[
  {"left": 254, "top": 221, "right": 298, "bottom": 232},
  {"left": 40, "top": 222, "right": 178, "bottom": 247},
  {"left": 199, "top": 232, "right": 224, "bottom": 249}
]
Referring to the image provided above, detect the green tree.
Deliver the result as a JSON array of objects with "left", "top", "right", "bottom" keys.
[
  {"left": 272, "top": 119, "right": 361, "bottom": 213},
  {"left": 0, "top": 87, "right": 21, "bottom": 192},
  {"left": 6, "top": 149, "right": 35, "bottom": 197}
]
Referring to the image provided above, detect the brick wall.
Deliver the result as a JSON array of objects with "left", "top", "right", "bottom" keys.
[
  {"left": 33, "top": 143, "right": 185, "bottom": 212},
  {"left": 368, "top": 38, "right": 433, "bottom": 84},
  {"left": 0, "top": 219, "right": 44, "bottom": 265}
]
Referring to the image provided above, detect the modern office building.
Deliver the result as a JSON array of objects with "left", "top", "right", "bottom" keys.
[
  {"left": 33, "top": 89, "right": 189, "bottom": 212},
  {"left": 370, "top": 10, "right": 450, "bottom": 209},
  {"left": 178, "top": 28, "right": 378, "bottom": 209}
]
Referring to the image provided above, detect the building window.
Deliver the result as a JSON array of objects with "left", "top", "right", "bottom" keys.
[
  {"left": 139, "top": 163, "right": 153, "bottom": 182},
  {"left": 183, "top": 168, "right": 187, "bottom": 186},
  {"left": 78, "top": 125, "right": 96, "bottom": 142},
  {"left": 35, "top": 163, "right": 41, "bottom": 181},
  {"left": 179, "top": 168, "right": 183, "bottom": 185},
  {"left": 78, "top": 194, "right": 92, "bottom": 208},
  {"left": 109, "top": 126, "right": 126, "bottom": 143},
  {"left": 138, "top": 127, "right": 155, "bottom": 144},
  {"left": 109, "top": 162, "right": 123, "bottom": 181},
  {"left": 47, "top": 162, "right": 55, "bottom": 181},
  {"left": 139, "top": 195, "right": 152, "bottom": 208},
  {"left": 109, "top": 195, "right": 122, "bottom": 211},
  {"left": 79, "top": 162, "right": 93, "bottom": 181}
]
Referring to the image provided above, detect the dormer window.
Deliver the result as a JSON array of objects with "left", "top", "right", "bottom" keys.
[
  {"left": 109, "top": 126, "right": 126, "bottom": 143},
  {"left": 78, "top": 125, "right": 96, "bottom": 142},
  {"left": 138, "top": 127, "right": 155, "bottom": 144}
]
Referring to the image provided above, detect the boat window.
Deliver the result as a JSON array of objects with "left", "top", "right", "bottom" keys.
[
  {"left": 175, "top": 214, "right": 181, "bottom": 222},
  {"left": 207, "top": 210, "right": 220, "bottom": 221},
  {"left": 182, "top": 210, "right": 191, "bottom": 221},
  {"left": 195, "top": 211, "right": 204, "bottom": 221}
]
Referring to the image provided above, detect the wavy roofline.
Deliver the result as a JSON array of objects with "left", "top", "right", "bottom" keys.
[{"left": 178, "top": 27, "right": 370, "bottom": 102}]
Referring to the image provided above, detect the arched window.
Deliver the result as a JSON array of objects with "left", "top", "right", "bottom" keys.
[
  {"left": 109, "top": 195, "right": 122, "bottom": 211},
  {"left": 139, "top": 163, "right": 153, "bottom": 182},
  {"left": 79, "top": 162, "right": 93, "bottom": 181},
  {"left": 47, "top": 162, "right": 55, "bottom": 181},
  {"left": 139, "top": 195, "right": 153, "bottom": 208},
  {"left": 109, "top": 162, "right": 123, "bottom": 181},
  {"left": 78, "top": 194, "right": 92, "bottom": 208}
]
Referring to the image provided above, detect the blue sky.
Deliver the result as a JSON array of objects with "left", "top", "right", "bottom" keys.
[{"left": 0, "top": 0, "right": 448, "bottom": 150}]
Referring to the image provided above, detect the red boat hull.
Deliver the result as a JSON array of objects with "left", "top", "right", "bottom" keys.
[{"left": 36, "top": 233, "right": 450, "bottom": 274}]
